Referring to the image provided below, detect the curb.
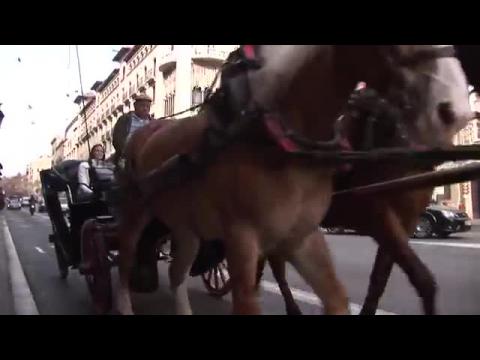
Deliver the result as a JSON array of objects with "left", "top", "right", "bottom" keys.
[{"left": 0, "top": 214, "right": 39, "bottom": 315}]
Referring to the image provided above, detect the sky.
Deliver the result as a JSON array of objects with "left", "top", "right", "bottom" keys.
[{"left": 0, "top": 45, "right": 122, "bottom": 177}]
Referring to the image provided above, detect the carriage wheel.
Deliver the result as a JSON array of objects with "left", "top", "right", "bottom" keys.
[
  {"left": 201, "top": 259, "right": 232, "bottom": 297},
  {"left": 81, "top": 219, "right": 112, "bottom": 314}
]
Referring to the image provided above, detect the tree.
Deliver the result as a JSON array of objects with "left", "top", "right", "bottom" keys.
[{"left": 1, "top": 173, "right": 32, "bottom": 197}]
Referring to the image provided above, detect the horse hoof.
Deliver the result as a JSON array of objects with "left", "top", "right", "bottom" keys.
[
  {"left": 358, "top": 307, "right": 376, "bottom": 316},
  {"left": 114, "top": 305, "right": 135, "bottom": 315},
  {"left": 286, "top": 307, "right": 303, "bottom": 316}
]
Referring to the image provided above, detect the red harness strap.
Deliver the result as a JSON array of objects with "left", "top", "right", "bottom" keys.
[
  {"left": 242, "top": 45, "right": 256, "bottom": 60},
  {"left": 263, "top": 114, "right": 301, "bottom": 153}
]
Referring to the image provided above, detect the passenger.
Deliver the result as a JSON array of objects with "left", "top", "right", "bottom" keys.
[{"left": 77, "top": 144, "right": 108, "bottom": 201}]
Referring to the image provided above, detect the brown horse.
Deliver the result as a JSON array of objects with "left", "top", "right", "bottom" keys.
[
  {"left": 115, "top": 45, "right": 471, "bottom": 315},
  {"left": 259, "top": 84, "right": 472, "bottom": 316}
]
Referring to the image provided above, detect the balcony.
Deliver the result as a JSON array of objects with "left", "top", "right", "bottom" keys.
[
  {"left": 138, "top": 77, "right": 146, "bottom": 92},
  {"left": 192, "top": 45, "right": 233, "bottom": 62},
  {"left": 157, "top": 46, "right": 176, "bottom": 72},
  {"left": 80, "top": 129, "right": 89, "bottom": 142},
  {"left": 146, "top": 68, "right": 155, "bottom": 85},
  {"left": 129, "top": 85, "right": 137, "bottom": 97}
]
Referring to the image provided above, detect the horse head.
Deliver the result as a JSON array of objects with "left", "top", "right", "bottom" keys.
[{"left": 246, "top": 45, "right": 471, "bottom": 150}]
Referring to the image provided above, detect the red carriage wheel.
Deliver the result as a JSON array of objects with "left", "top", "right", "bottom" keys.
[
  {"left": 80, "top": 219, "right": 112, "bottom": 314},
  {"left": 201, "top": 259, "right": 232, "bottom": 297}
]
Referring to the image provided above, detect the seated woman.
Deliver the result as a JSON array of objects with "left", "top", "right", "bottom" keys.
[{"left": 77, "top": 144, "right": 113, "bottom": 202}]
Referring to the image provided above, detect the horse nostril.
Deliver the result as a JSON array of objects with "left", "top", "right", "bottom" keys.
[{"left": 438, "top": 102, "right": 456, "bottom": 126}]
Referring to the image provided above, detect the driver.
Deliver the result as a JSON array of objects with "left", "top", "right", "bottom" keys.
[{"left": 112, "top": 93, "right": 154, "bottom": 169}]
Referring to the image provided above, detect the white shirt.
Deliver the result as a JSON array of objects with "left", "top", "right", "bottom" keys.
[{"left": 77, "top": 159, "right": 108, "bottom": 200}]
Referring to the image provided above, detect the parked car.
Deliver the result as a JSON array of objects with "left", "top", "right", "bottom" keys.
[
  {"left": 413, "top": 205, "right": 472, "bottom": 239},
  {"left": 21, "top": 196, "right": 30, "bottom": 207},
  {"left": 7, "top": 198, "right": 22, "bottom": 210}
]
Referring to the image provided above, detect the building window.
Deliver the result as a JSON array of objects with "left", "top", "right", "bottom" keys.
[
  {"left": 164, "top": 92, "right": 175, "bottom": 117},
  {"left": 152, "top": 84, "right": 156, "bottom": 103},
  {"left": 192, "top": 86, "right": 203, "bottom": 106},
  {"left": 153, "top": 58, "right": 156, "bottom": 77}
]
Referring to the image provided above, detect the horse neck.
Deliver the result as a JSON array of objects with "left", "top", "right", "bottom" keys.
[{"left": 280, "top": 57, "right": 359, "bottom": 142}]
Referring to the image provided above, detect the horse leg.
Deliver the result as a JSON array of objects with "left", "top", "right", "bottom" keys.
[
  {"left": 268, "top": 256, "right": 302, "bottom": 315},
  {"left": 168, "top": 229, "right": 200, "bottom": 315},
  {"left": 255, "top": 256, "right": 267, "bottom": 291},
  {"left": 115, "top": 207, "right": 150, "bottom": 315},
  {"left": 372, "top": 207, "right": 437, "bottom": 315},
  {"left": 289, "top": 230, "right": 350, "bottom": 315},
  {"left": 225, "top": 224, "right": 261, "bottom": 315},
  {"left": 359, "top": 246, "right": 394, "bottom": 315}
]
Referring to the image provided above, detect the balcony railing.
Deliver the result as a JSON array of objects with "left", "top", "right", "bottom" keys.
[
  {"left": 157, "top": 46, "right": 176, "bottom": 71},
  {"left": 192, "top": 45, "right": 233, "bottom": 61}
]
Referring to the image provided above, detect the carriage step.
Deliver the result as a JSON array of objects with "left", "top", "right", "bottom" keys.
[{"left": 96, "top": 215, "right": 115, "bottom": 224}]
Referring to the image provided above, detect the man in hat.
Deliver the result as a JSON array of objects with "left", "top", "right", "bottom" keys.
[
  {"left": 111, "top": 93, "right": 162, "bottom": 292},
  {"left": 112, "top": 93, "right": 153, "bottom": 166}
]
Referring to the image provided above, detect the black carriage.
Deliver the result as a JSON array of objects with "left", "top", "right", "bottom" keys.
[{"left": 40, "top": 160, "right": 231, "bottom": 313}]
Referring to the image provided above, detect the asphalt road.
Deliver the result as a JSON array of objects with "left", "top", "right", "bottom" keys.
[{"left": 2, "top": 208, "right": 480, "bottom": 315}]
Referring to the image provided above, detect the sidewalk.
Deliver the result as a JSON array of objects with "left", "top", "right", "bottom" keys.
[
  {"left": 472, "top": 219, "right": 480, "bottom": 232},
  {"left": 0, "top": 212, "right": 14, "bottom": 314}
]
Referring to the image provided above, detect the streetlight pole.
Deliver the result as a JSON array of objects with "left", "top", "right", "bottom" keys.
[{"left": 75, "top": 45, "right": 91, "bottom": 154}]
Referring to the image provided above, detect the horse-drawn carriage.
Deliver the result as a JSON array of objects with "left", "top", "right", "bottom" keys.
[
  {"left": 40, "top": 159, "right": 230, "bottom": 313},
  {"left": 39, "top": 45, "right": 480, "bottom": 315}
]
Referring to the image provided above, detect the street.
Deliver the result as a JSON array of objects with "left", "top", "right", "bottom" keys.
[{"left": 2, "top": 208, "right": 480, "bottom": 315}]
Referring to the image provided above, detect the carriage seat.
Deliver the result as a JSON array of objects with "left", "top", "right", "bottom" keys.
[{"left": 41, "top": 160, "right": 83, "bottom": 204}]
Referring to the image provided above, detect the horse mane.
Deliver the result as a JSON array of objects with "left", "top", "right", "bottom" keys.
[{"left": 249, "top": 45, "right": 329, "bottom": 109}]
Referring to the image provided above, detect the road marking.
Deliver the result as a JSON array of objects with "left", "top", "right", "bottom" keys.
[
  {"left": 0, "top": 215, "right": 39, "bottom": 315},
  {"left": 411, "top": 241, "right": 480, "bottom": 249},
  {"left": 35, "top": 246, "right": 45, "bottom": 254},
  {"left": 260, "top": 280, "right": 396, "bottom": 315}
]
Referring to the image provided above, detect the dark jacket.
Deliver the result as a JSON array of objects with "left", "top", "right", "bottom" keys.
[
  {"left": 112, "top": 111, "right": 154, "bottom": 165},
  {"left": 112, "top": 112, "right": 134, "bottom": 157}
]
